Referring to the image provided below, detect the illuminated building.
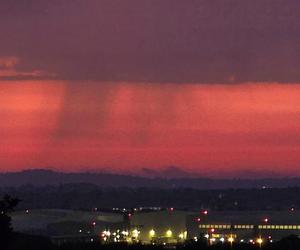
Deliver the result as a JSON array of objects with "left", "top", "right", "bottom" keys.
[{"left": 187, "top": 210, "right": 300, "bottom": 244}]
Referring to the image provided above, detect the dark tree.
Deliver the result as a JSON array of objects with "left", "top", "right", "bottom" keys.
[{"left": 0, "top": 195, "right": 19, "bottom": 248}]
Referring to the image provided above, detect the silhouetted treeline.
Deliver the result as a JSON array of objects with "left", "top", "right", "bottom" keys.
[
  {"left": 2, "top": 169, "right": 300, "bottom": 189},
  {"left": 1, "top": 184, "right": 300, "bottom": 211}
]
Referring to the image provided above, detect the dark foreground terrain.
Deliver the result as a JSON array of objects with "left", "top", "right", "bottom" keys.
[{"left": 3, "top": 234, "right": 300, "bottom": 250}]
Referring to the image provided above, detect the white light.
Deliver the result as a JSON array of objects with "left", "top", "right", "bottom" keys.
[
  {"left": 122, "top": 230, "right": 129, "bottom": 236},
  {"left": 220, "top": 238, "right": 225, "bottom": 242},
  {"left": 132, "top": 229, "right": 140, "bottom": 238},
  {"left": 103, "top": 230, "right": 111, "bottom": 236}
]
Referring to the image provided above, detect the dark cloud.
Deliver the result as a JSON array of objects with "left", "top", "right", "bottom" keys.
[
  {"left": 1, "top": 0, "right": 300, "bottom": 82},
  {"left": 0, "top": 56, "right": 56, "bottom": 80}
]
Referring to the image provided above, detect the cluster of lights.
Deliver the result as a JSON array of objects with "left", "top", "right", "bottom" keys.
[
  {"left": 99, "top": 223, "right": 280, "bottom": 246},
  {"left": 101, "top": 228, "right": 187, "bottom": 243},
  {"left": 101, "top": 230, "right": 130, "bottom": 243},
  {"left": 203, "top": 234, "right": 235, "bottom": 244},
  {"left": 112, "top": 208, "right": 128, "bottom": 212},
  {"left": 78, "top": 229, "right": 91, "bottom": 234},
  {"left": 132, "top": 229, "right": 141, "bottom": 238},
  {"left": 149, "top": 229, "right": 186, "bottom": 240},
  {"left": 201, "top": 234, "right": 268, "bottom": 246},
  {"left": 112, "top": 207, "right": 162, "bottom": 212}
]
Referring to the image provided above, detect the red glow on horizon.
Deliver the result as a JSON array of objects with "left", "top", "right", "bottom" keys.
[{"left": 1, "top": 81, "right": 300, "bottom": 177}]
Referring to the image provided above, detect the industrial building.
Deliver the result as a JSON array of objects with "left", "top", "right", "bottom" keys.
[
  {"left": 186, "top": 210, "right": 300, "bottom": 245},
  {"left": 11, "top": 208, "right": 300, "bottom": 246},
  {"left": 128, "top": 210, "right": 191, "bottom": 244}
]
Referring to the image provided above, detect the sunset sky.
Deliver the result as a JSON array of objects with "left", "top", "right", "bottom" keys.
[{"left": 1, "top": 1, "right": 300, "bottom": 177}]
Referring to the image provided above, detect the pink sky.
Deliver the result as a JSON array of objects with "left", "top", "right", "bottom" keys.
[
  {"left": 1, "top": 1, "right": 300, "bottom": 178},
  {"left": 1, "top": 81, "right": 300, "bottom": 177}
]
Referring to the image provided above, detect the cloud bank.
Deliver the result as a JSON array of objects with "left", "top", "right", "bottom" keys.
[{"left": 0, "top": 0, "right": 300, "bottom": 83}]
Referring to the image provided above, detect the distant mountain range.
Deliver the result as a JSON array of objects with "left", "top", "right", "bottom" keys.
[{"left": 1, "top": 169, "right": 300, "bottom": 189}]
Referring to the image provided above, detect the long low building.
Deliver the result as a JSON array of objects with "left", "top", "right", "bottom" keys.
[{"left": 187, "top": 210, "right": 300, "bottom": 245}]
